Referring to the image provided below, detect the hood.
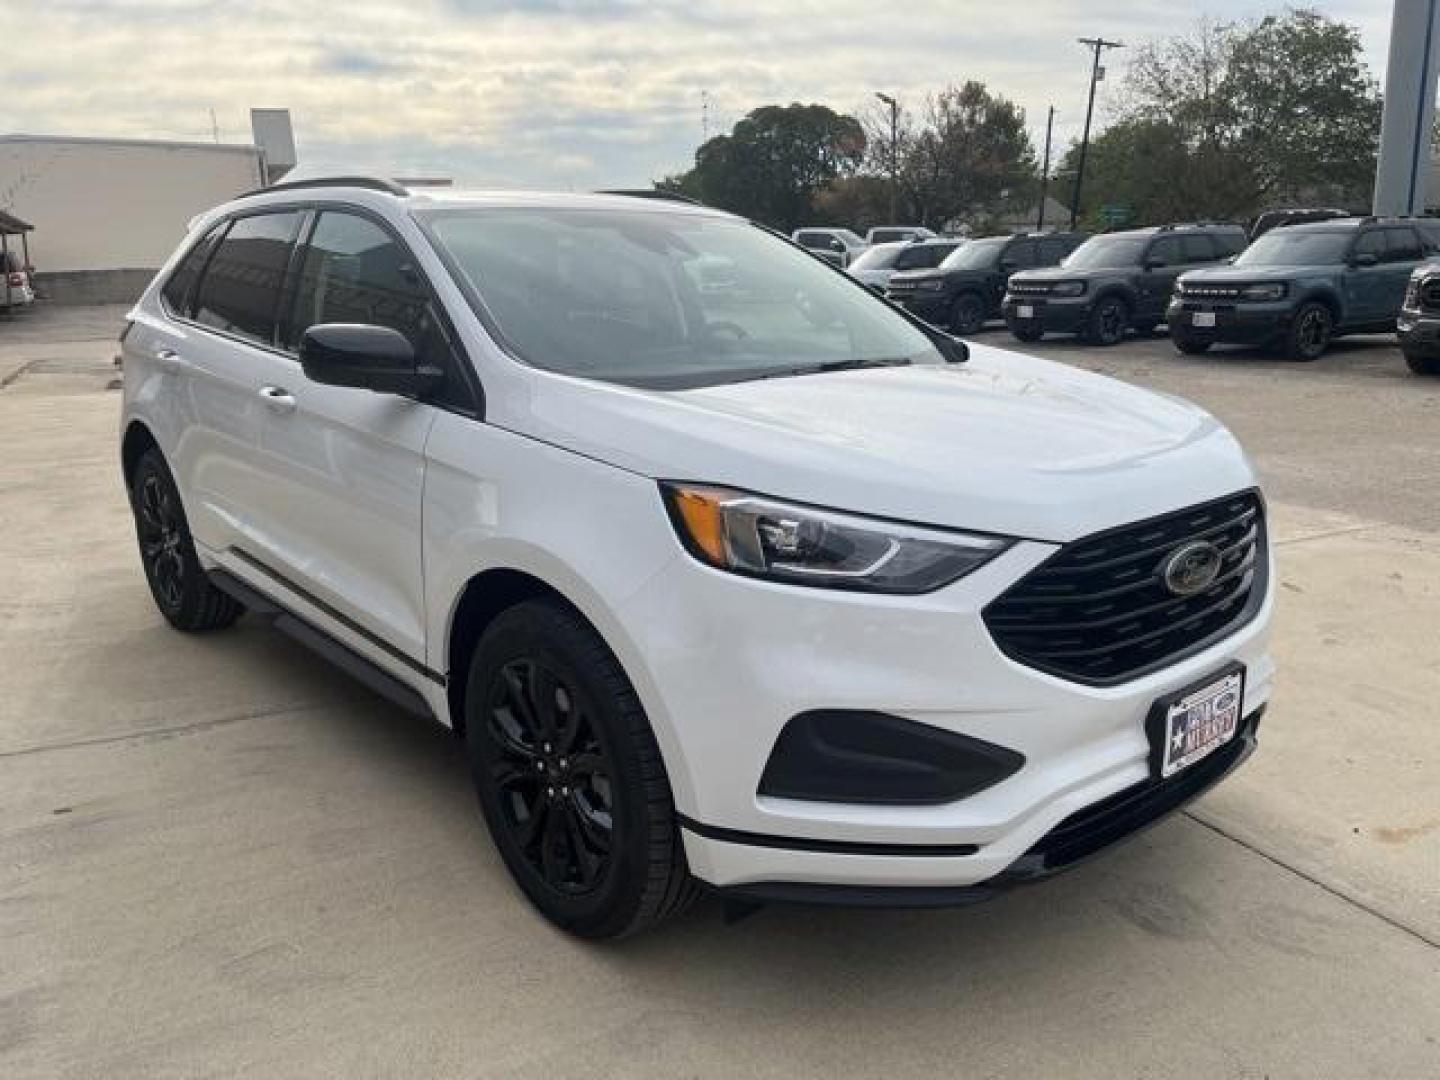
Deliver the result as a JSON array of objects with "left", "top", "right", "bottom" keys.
[
  {"left": 1178, "top": 264, "right": 1311, "bottom": 284},
  {"left": 506, "top": 344, "right": 1257, "bottom": 544},
  {"left": 1011, "top": 265, "right": 1126, "bottom": 284},
  {"left": 887, "top": 268, "right": 950, "bottom": 285}
]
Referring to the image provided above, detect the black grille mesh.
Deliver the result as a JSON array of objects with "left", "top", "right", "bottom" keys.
[{"left": 984, "top": 491, "right": 1266, "bottom": 685}]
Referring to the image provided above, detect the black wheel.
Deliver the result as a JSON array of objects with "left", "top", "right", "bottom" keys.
[
  {"left": 1172, "top": 332, "right": 1212, "bottom": 355},
  {"left": 129, "top": 448, "right": 243, "bottom": 632},
  {"left": 464, "top": 600, "right": 698, "bottom": 938},
  {"left": 1084, "top": 295, "right": 1130, "bottom": 346},
  {"left": 949, "top": 293, "right": 987, "bottom": 335},
  {"left": 1284, "top": 302, "right": 1333, "bottom": 361},
  {"left": 1009, "top": 323, "right": 1044, "bottom": 343},
  {"left": 1403, "top": 350, "right": 1440, "bottom": 375}
]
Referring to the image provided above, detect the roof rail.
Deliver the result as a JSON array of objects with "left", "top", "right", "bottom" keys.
[
  {"left": 596, "top": 188, "right": 705, "bottom": 206},
  {"left": 235, "top": 175, "right": 409, "bottom": 200}
]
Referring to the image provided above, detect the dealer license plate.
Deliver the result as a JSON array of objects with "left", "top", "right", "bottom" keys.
[
  {"left": 1158, "top": 670, "right": 1243, "bottom": 778},
  {"left": 1017, "top": 304, "right": 1034, "bottom": 319},
  {"left": 1192, "top": 311, "right": 1217, "bottom": 328}
]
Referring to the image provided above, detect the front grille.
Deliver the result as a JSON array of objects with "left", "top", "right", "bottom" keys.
[
  {"left": 1008, "top": 281, "right": 1053, "bottom": 296},
  {"left": 983, "top": 491, "right": 1267, "bottom": 685}
]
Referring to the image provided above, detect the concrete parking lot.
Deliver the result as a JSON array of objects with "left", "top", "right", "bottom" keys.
[{"left": 3, "top": 305, "right": 1437, "bottom": 1079}]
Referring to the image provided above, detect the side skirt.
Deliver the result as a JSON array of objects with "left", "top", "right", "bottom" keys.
[{"left": 209, "top": 568, "right": 437, "bottom": 721}]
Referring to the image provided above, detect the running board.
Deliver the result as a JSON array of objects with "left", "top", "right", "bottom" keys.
[{"left": 208, "top": 568, "right": 436, "bottom": 721}]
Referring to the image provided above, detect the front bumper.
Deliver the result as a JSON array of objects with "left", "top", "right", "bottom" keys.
[
  {"left": 620, "top": 521, "right": 1276, "bottom": 896},
  {"left": 1003, "top": 295, "right": 1090, "bottom": 335},
  {"left": 1167, "top": 298, "right": 1292, "bottom": 345},
  {"left": 1397, "top": 309, "right": 1440, "bottom": 356}
]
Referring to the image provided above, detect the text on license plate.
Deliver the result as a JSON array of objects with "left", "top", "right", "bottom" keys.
[
  {"left": 1192, "top": 311, "right": 1217, "bottom": 328},
  {"left": 1016, "top": 305, "right": 1034, "bottom": 319},
  {"left": 1161, "top": 671, "right": 1243, "bottom": 778}
]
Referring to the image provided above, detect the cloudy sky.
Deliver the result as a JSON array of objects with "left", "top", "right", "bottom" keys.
[{"left": 7, "top": 0, "right": 1396, "bottom": 189}]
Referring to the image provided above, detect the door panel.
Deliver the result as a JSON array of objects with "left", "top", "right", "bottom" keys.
[
  {"left": 164, "top": 211, "right": 303, "bottom": 555},
  {"left": 1343, "top": 230, "right": 1390, "bottom": 322},
  {"left": 247, "top": 209, "right": 448, "bottom": 661},
  {"left": 1137, "top": 236, "right": 1184, "bottom": 321}
]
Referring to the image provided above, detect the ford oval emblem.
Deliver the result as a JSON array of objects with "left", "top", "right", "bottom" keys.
[{"left": 1162, "top": 541, "right": 1223, "bottom": 597}]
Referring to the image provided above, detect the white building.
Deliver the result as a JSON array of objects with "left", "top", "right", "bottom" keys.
[{"left": 0, "top": 109, "right": 295, "bottom": 302}]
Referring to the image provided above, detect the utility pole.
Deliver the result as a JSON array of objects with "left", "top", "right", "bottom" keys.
[
  {"left": 1070, "top": 36, "right": 1123, "bottom": 230},
  {"left": 701, "top": 89, "right": 711, "bottom": 142},
  {"left": 875, "top": 91, "right": 899, "bottom": 222},
  {"left": 1037, "top": 106, "right": 1055, "bottom": 231},
  {"left": 209, "top": 108, "right": 220, "bottom": 144}
]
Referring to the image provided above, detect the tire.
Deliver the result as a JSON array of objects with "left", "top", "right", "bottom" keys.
[
  {"left": 464, "top": 599, "right": 699, "bottom": 938},
  {"left": 1284, "top": 301, "right": 1333, "bottom": 361},
  {"left": 949, "top": 293, "right": 987, "bottom": 335},
  {"left": 1084, "top": 295, "right": 1130, "bottom": 346},
  {"left": 1009, "top": 323, "right": 1044, "bottom": 343},
  {"left": 129, "top": 448, "right": 244, "bottom": 632},
  {"left": 1403, "top": 350, "right": 1440, "bottom": 375},
  {"left": 1172, "top": 332, "right": 1212, "bottom": 355}
]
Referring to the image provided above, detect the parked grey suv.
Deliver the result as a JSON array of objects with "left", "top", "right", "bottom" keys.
[
  {"left": 1168, "top": 217, "right": 1440, "bottom": 361},
  {"left": 1004, "top": 223, "right": 1248, "bottom": 345}
]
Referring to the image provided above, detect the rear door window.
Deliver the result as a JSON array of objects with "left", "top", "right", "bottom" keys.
[
  {"left": 1383, "top": 227, "right": 1423, "bottom": 263},
  {"left": 1146, "top": 236, "right": 1184, "bottom": 267},
  {"left": 191, "top": 211, "right": 303, "bottom": 345},
  {"left": 1351, "top": 230, "right": 1387, "bottom": 261},
  {"left": 1039, "top": 238, "right": 1070, "bottom": 265},
  {"left": 1005, "top": 241, "right": 1039, "bottom": 269},
  {"left": 161, "top": 223, "right": 223, "bottom": 315}
]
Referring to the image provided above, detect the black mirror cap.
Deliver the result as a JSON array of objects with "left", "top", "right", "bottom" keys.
[
  {"left": 938, "top": 333, "right": 969, "bottom": 363},
  {"left": 299, "top": 323, "right": 440, "bottom": 395}
]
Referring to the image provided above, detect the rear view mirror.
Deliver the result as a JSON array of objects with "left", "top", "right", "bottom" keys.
[{"left": 299, "top": 323, "right": 442, "bottom": 396}]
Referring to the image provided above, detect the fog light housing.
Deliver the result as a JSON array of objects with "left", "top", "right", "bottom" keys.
[{"left": 758, "top": 710, "right": 1025, "bottom": 806}]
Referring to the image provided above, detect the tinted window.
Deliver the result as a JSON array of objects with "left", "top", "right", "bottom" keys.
[
  {"left": 1063, "top": 236, "right": 1147, "bottom": 269},
  {"left": 1005, "top": 241, "right": 1039, "bottom": 269},
  {"left": 1213, "top": 232, "right": 1247, "bottom": 257},
  {"left": 1383, "top": 227, "right": 1423, "bottom": 262},
  {"left": 287, "top": 211, "right": 452, "bottom": 371},
  {"left": 192, "top": 212, "right": 302, "bottom": 344},
  {"left": 895, "top": 244, "right": 949, "bottom": 270},
  {"left": 796, "top": 232, "right": 835, "bottom": 250},
  {"left": 1039, "top": 238, "right": 1070, "bottom": 265},
  {"left": 941, "top": 238, "right": 1006, "bottom": 270},
  {"left": 1181, "top": 235, "right": 1215, "bottom": 262},
  {"left": 1352, "top": 230, "right": 1386, "bottom": 260},
  {"left": 1147, "top": 237, "right": 1183, "bottom": 267},
  {"left": 161, "top": 224, "right": 221, "bottom": 314},
  {"left": 1416, "top": 220, "right": 1440, "bottom": 252}
]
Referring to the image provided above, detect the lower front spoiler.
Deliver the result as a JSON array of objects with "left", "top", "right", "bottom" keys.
[{"left": 713, "top": 706, "right": 1263, "bottom": 910}]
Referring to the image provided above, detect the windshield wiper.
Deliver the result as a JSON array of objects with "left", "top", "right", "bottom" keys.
[{"left": 812, "top": 357, "right": 913, "bottom": 373}]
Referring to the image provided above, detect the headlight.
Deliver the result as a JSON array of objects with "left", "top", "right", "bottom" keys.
[
  {"left": 1240, "top": 282, "right": 1287, "bottom": 301},
  {"left": 661, "top": 484, "right": 1013, "bottom": 594},
  {"left": 914, "top": 279, "right": 947, "bottom": 291},
  {"left": 1050, "top": 281, "right": 1086, "bottom": 298}
]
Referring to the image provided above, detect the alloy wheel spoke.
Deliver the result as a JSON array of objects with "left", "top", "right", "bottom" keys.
[
  {"left": 539, "top": 801, "right": 569, "bottom": 884},
  {"left": 560, "top": 803, "right": 604, "bottom": 888}
]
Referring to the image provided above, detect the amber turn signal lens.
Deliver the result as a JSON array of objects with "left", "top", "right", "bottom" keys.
[{"left": 667, "top": 485, "right": 732, "bottom": 565}]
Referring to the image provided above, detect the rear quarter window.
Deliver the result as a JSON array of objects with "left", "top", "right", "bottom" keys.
[
  {"left": 161, "top": 224, "right": 222, "bottom": 315},
  {"left": 191, "top": 211, "right": 303, "bottom": 345}
]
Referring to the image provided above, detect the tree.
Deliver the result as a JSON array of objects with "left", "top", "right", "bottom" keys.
[
  {"left": 900, "top": 82, "right": 1037, "bottom": 229},
  {"left": 660, "top": 104, "right": 865, "bottom": 231},
  {"left": 812, "top": 175, "right": 894, "bottom": 233},
  {"left": 1085, "top": 9, "right": 1381, "bottom": 225}
]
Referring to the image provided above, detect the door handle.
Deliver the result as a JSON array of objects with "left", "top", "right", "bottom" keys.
[
  {"left": 154, "top": 347, "right": 186, "bottom": 372},
  {"left": 258, "top": 385, "right": 297, "bottom": 413}
]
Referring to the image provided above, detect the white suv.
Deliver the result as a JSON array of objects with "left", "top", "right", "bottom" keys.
[{"left": 120, "top": 179, "right": 1275, "bottom": 937}]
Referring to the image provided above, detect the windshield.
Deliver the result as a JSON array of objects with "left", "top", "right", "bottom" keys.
[
  {"left": 1063, "top": 236, "right": 1147, "bottom": 269},
  {"left": 847, "top": 244, "right": 903, "bottom": 272},
  {"left": 940, "top": 238, "right": 1002, "bottom": 270},
  {"left": 422, "top": 208, "right": 943, "bottom": 389},
  {"left": 833, "top": 229, "right": 866, "bottom": 248},
  {"left": 1235, "top": 230, "right": 1351, "bottom": 267}
]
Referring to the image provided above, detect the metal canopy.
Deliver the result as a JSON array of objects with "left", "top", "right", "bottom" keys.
[{"left": 0, "top": 210, "right": 34, "bottom": 235}]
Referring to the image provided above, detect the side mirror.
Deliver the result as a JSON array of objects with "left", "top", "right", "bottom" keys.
[
  {"left": 1144, "top": 257, "right": 1168, "bottom": 270},
  {"left": 1351, "top": 252, "right": 1379, "bottom": 268},
  {"left": 830, "top": 238, "right": 846, "bottom": 252},
  {"left": 299, "top": 323, "right": 441, "bottom": 396}
]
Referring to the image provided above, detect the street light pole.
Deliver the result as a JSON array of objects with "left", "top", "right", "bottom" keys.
[
  {"left": 875, "top": 91, "right": 899, "bottom": 222},
  {"left": 1070, "top": 36, "right": 1123, "bottom": 231},
  {"left": 1038, "top": 105, "right": 1055, "bottom": 231}
]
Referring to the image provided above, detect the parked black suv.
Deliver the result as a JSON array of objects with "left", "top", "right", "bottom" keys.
[
  {"left": 1396, "top": 263, "right": 1440, "bottom": 375},
  {"left": 1004, "top": 223, "right": 1248, "bottom": 346},
  {"left": 886, "top": 231, "right": 1086, "bottom": 334},
  {"left": 1168, "top": 217, "right": 1440, "bottom": 361}
]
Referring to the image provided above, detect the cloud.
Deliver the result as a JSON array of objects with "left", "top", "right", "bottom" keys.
[{"left": 3, "top": 0, "right": 1394, "bottom": 190}]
